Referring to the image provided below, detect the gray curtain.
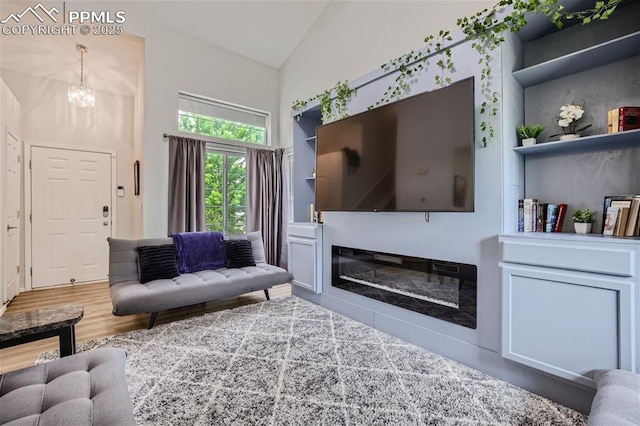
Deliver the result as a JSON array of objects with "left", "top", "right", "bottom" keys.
[
  {"left": 168, "top": 136, "right": 206, "bottom": 234},
  {"left": 247, "top": 147, "right": 286, "bottom": 267}
]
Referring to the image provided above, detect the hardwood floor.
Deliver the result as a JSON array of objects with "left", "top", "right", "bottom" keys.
[{"left": 0, "top": 282, "right": 291, "bottom": 374}]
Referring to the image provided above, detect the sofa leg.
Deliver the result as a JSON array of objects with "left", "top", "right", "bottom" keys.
[
  {"left": 147, "top": 312, "right": 158, "bottom": 329},
  {"left": 264, "top": 289, "right": 270, "bottom": 301}
]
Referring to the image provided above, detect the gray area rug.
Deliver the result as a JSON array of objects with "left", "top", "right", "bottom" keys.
[{"left": 38, "top": 296, "right": 587, "bottom": 425}]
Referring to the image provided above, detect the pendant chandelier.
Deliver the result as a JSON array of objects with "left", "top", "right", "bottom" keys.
[{"left": 68, "top": 44, "right": 95, "bottom": 108}]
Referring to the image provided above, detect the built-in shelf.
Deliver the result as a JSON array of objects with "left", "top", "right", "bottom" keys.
[
  {"left": 513, "top": 31, "right": 640, "bottom": 87},
  {"left": 501, "top": 232, "right": 640, "bottom": 244},
  {"left": 514, "top": 129, "right": 640, "bottom": 156},
  {"left": 514, "top": 0, "right": 602, "bottom": 42},
  {"left": 305, "top": 136, "right": 316, "bottom": 143}
]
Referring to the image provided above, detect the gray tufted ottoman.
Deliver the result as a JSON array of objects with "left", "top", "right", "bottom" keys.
[{"left": 0, "top": 347, "right": 135, "bottom": 425}]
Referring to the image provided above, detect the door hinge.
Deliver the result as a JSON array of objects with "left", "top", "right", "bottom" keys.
[
  {"left": 30, "top": 213, "right": 32, "bottom": 223},
  {"left": 29, "top": 160, "right": 31, "bottom": 169},
  {"left": 30, "top": 267, "right": 32, "bottom": 276},
  {"left": 16, "top": 265, "right": 19, "bottom": 274}
]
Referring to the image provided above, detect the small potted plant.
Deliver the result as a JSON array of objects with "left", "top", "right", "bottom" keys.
[
  {"left": 516, "top": 124, "right": 545, "bottom": 146},
  {"left": 571, "top": 208, "right": 597, "bottom": 234},
  {"left": 550, "top": 102, "right": 592, "bottom": 141}
]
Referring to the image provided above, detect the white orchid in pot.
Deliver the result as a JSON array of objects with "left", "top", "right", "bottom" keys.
[{"left": 550, "top": 102, "right": 592, "bottom": 141}]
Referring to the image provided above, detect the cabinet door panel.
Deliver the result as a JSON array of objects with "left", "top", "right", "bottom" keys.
[
  {"left": 288, "top": 237, "right": 317, "bottom": 292},
  {"left": 502, "top": 264, "right": 635, "bottom": 388}
]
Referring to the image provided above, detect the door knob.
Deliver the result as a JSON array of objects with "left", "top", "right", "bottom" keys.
[
  {"left": 7, "top": 225, "right": 17, "bottom": 230},
  {"left": 103, "top": 221, "right": 109, "bottom": 226}
]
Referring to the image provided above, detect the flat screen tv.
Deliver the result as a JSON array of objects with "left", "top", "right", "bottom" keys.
[{"left": 315, "top": 76, "right": 475, "bottom": 212}]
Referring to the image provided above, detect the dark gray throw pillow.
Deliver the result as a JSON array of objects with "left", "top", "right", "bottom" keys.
[
  {"left": 137, "top": 244, "right": 179, "bottom": 284},
  {"left": 223, "top": 239, "right": 256, "bottom": 268}
]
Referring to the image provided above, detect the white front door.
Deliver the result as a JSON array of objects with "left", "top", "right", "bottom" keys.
[
  {"left": 31, "top": 146, "right": 112, "bottom": 288},
  {"left": 3, "top": 129, "right": 20, "bottom": 303}
]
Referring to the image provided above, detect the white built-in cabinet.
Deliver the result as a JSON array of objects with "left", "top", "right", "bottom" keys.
[
  {"left": 500, "top": 234, "right": 639, "bottom": 388},
  {"left": 287, "top": 223, "right": 323, "bottom": 293},
  {"left": 292, "top": 112, "right": 322, "bottom": 223},
  {"left": 500, "top": 0, "right": 640, "bottom": 385}
]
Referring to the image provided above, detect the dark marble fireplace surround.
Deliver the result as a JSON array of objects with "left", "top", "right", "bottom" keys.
[{"left": 331, "top": 246, "right": 477, "bottom": 328}]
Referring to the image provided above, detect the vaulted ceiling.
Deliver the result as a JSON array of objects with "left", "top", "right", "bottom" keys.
[
  {"left": 121, "top": 1, "right": 330, "bottom": 69},
  {"left": 0, "top": 1, "right": 329, "bottom": 96}
]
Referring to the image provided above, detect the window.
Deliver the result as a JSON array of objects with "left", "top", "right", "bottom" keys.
[
  {"left": 204, "top": 150, "right": 247, "bottom": 234},
  {"left": 178, "top": 93, "right": 270, "bottom": 146}
]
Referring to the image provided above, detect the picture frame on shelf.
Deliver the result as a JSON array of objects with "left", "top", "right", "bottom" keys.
[
  {"left": 603, "top": 206, "right": 619, "bottom": 236},
  {"left": 602, "top": 195, "right": 634, "bottom": 232}
]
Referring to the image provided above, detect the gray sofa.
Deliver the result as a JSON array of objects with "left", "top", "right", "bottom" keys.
[
  {"left": 0, "top": 348, "right": 135, "bottom": 425},
  {"left": 108, "top": 233, "right": 292, "bottom": 328},
  {"left": 587, "top": 369, "right": 640, "bottom": 425}
]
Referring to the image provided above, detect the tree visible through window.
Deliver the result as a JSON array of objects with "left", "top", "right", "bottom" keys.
[
  {"left": 177, "top": 93, "right": 269, "bottom": 146},
  {"left": 204, "top": 151, "right": 246, "bottom": 234},
  {"left": 179, "top": 112, "right": 265, "bottom": 144}
]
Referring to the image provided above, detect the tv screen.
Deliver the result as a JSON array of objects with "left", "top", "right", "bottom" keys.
[{"left": 315, "top": 77, "right": 475, "bottom": 212}]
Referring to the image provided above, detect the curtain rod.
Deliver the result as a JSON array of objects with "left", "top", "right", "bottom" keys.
[{"left": 162, "top": 133, "right": 276, "bottom": 151}]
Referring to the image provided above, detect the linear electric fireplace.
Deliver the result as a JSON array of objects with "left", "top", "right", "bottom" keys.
[{"left": 332, "top": 246, "right": 477, "bottom": 328}]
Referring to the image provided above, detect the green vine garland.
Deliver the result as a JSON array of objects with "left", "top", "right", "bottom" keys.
[
  {"left": 293, "top": 81, "right": 357, "bottom": 124},
  {"left": 291, "top": 0, "right": 623, "bottom": 145}
]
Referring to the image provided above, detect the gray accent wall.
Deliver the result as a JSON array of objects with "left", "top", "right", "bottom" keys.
[
  {"left": 295, "top": 33, "right": 596, "bottom": 413},
  {"left": 310, "top": 35, "right": 506, "bottom": 353},
  {"left": 291, "top": 1, "right": 640, "bottom": 413}
]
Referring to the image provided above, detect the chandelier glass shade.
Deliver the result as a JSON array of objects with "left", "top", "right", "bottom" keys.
[{"left": 68, "top": 44, "right": 95, "bottom": 108}]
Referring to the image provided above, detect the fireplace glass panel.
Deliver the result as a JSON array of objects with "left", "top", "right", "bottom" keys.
[{"left": 332, "top": 246, "right": 477, "bottom": 328}]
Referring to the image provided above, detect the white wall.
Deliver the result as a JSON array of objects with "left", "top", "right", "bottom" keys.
[
  {"left": 279, "top": 0, "right": 495, "bottom": 147},
  {"left": 0, "top": 70, "right": 137, "bottom": 238},
  {"left": 1, "top": 79, "right": 20, "bottom": 133},
  {"left": 98, "top": 4, "right": 281, "bottom": 237}
]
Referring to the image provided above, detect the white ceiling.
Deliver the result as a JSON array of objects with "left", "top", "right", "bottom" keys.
[
  {"left": 122, "top": 1, "right": 330, "bottom": 69},
  {"left": 0, "top": 1, "right": 329, "bottom": 97},
  {"left": 0, "top": 30, "right": 144, "bottom": 96}
]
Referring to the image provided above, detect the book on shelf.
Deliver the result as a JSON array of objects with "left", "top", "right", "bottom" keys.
[
  {"left": 545, "top": 204, "right": 558, "bottom": 233},
  {"left": 607, "top": 107, "right": 640, "bottom": 133},
  {"left": 637, "top": 202, "right": 640, "bottom": 237},
  {"left": 603, "top": 206, "right": 619, "bottom": 236},
  {"left": 607, "top": 109, "right": 619, "bottom": 133},
  {"left": 536, "top": 201, "right": 546, "bottom": 232},
  {"left": 517, "top": 199, "right": 524, "bottom": 232},
  {"left": 619, "top": 106, "right": 640, "bottom": 132},
  {"left": 625, "top": 196, "right": 640, "bottom": 237},
  {"left": 518, "top": 200, "right": 571, "bottom": 233},
  {"left": 615, "top": 207, "right": 630, "bottom": 236},
  {"left": 523, "top": 199, "right": 537, "bottom": 232},
  {"left": 553, "top": 203, "right": 568, "bottom": 233}
]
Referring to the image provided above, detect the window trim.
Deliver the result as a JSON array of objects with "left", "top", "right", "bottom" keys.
[{"left": 178, "top": 91, "right": 272, "bottom": 148}]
